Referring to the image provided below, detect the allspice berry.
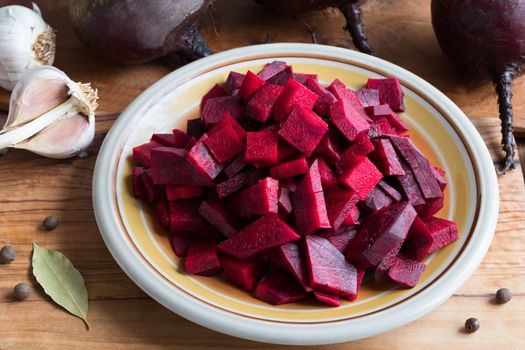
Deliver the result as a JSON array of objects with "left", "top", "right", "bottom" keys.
[
  {"left": 0, "top": 245, "right": 16, "bottom": 264},
  {"left": 465, "top": 317, "right": 480, "bottom": 333},
  {"left": 13, "top": 283, "right": 31, "bottom": 300},
  {"left": 496, "top": 288, "right": 512, "bottom": 304},
  {"left": 43, "top": 216, "right": 59, "bottom": 230}
]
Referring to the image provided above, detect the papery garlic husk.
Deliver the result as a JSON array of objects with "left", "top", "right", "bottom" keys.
[
  {"left": 0, "top": 3, "right": 56, "bottom": 90},
  {"left": 0, "top": 65, "right": 98, "bottom": 159}
]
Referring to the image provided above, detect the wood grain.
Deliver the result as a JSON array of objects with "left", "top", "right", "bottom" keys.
[{"left": 0, "top": 0, "right": 525, "bottom": 349}]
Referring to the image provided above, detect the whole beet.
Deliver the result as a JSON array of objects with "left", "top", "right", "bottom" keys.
[
  {"left": 432, "top": 0, "right": 525, "bottom": 173},
  {"left": 255, "top": 0, "right": 373, "bottom": 55},
  {"left": 69, "top": 0, "right": 213, "bottom": 64}
]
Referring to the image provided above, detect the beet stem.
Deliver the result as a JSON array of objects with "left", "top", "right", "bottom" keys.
[
  {"left": 302, "top": 21, "right": 318, "bottom": 44},
  {"left": 339, "top": 2, "right": 373, "bottom": 55},
  {"left": 492, "top": 66, "right": 518, "bottom": 174},
  {"left": 174, "top": 25, "right": 213, "bottom": 63}
]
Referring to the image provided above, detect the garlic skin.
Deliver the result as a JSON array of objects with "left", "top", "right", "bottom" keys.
[
  {"left": 0, "top": 3, "right": 56, "bottom": 91},
  {"left": 0, "top": 66, "right": 98, "bottom": 159}
]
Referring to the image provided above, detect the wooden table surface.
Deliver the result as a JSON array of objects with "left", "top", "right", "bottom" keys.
[{"left": 0, "top": 1, "right": 524, "bottom": 349}]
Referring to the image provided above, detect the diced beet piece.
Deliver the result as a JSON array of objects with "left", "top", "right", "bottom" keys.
[
  {"left": 343, "top": 205, "right": 360, "bottom": 225},
  {"left": 325, "top": 187, "right": 359, "bottom": 230},
  {"left": 216, "top": 171, "right": 250, "bottom": 199},
  {"left": 305, "top": 235, "right": 358, "bottom": 298},
  {"left": 346, "top": 202, "right": 417, "bottom": 269},
  {"left": 166, "top": 185, "right": 204, "bottom": 201},
  {"left": 173, "top": 129, "right": 190, "bottom": 146},
  {"left": 132, "top": 140, "right": 162, "bottom": 168},
  {"left": 356, "top": 88, "right": 380, "bottom": 108},
  {"left": 316, "top": 134, "right": 342, "bottom": 164},
  {"left": 247, "top": 84, "right": 284, "bottom": 122},
  {"left": 304, "top": 78, "right": 337, "bottom": 118},
  {"left": 368, "top": 118, "right": 396, "bottom": 138},
  {"left": 376, "top": 245, "right": 403, "bottom": 275},
  {"left": 155, "top": 200, "right": 171, "bottom": 231},
  {"left": 330, "top": 98, "right": 370, "bottom": 142},
  {"left": 342, "top": 133, "right": 375, "bottom": 164},
  {"left": 225, "top": 71, "right": 245, "bottom": 94},
  {"left": 170, "top": 232, "right": 193, "bottom": 257},
  {"left": 224, "top": 154, "right": 247, "bottom": 178},
  {"left": 367, "top": 78, "right": 405, "bottom": 112},
  {"left": 150, "top": 147, "right": 209, "bottom": 186},
  {"left": 279, "top": 105, "right": 328, "bottom": 156},
  {"left": 277, "top": 140, "right": 300, "bottom": 162},
  {"left": 269, "top": 156, "right": 308, "bottom": 179},
  {"left": 404, "top": 216, "right": 434, "bottom": 261},
  {"left": 281, "top": 177, "right": 299, "bottom": 192},
  {"left": 218, "top": 214, "right": 300, "bottom": 259},
  {"left": 133, "top": 166, "right": 147, "bottom": 199},
  {"left": 151, "top": 134, "right": 179, "bottom": 148},
  {"left": 261, "top": 123, "right": 280, "bottom": 133},
  {"left": 198, "top": 200, "right": 238, "bottom": 237},
  {"left": 140, "top": 169, "right": 164, "bottom": 202},
  {"left": 423, "top": 216, "right": 459, "bottom": 253},
  {"left": 293, "top": 160, "right": 331, "bottom": 235},
  {"left": 276, "top": 243, "right": 312, "bottom": 291},
  {"left": 418, "top": 196, "right": 445, "bottom": 218},
  {"left": 204, "top": 124, "right": 245, "bottom": 163},
  {"left": 313, "top": 291, "right": 340, "bottom": 307},
  {"left": 186, "top": 137, "right": 197, "bottom": 151},
  {"left": 186, "top": 118, "right": 205, "bottom": 139},
  {"left": 317, "top": 158, "right": 337, "bottom": 189},
  {"left": 348, "top": 269, "right": 366, "bottom": 301},
  {"left": 238, "top": 71, "right": 266, "bottom": 102},
  {"left": 377, "top": 180, "right": 403, "bottom": 201},
  {"left": 328, "top": 79, "right": 370, "bottom": 121},
  {"left": 220, "top": 255, "right": 265, "bottom": 292},
  {"left": 365, "top": 104, "right": 408, "bottom": 132},
  {"left": 202, "top": 96, "right": 246, "bottom": 127},
  {"left": 267, "top": 65, "right": 293, "bottom": 85},
  {"left": 370, "top": 139, "right": 405, "bottom": 176},
  {"left": 209, "top": 113, "right": 247, "bottom": 141},
  {"left": 187, "top": 135, "right": 225, "bottom": 182},
  {"left": 389, "top": 136, "right": 442, "bottom": 200},
  {"left": 433, "top": 166, "right": 448, "bottom": 191},
  {"left": 395, "top": 162, "right": 426, "bottom": 206},
  {"left": 278, "top": 186, "right": 293, "bottom": 216},
  {"left": 293, "top": 72, "right": 318, "bottom": 84},
  {"left": 339, "top": 157, "right": 383, "bottom": 200},
  {"left": 201, "top": 83, "right": 228, "bottom": 109},
  {"left": 317, "top": 226, "right": 357, "bottom": 253},
  {"left": 229, "top": 177, "right": 279, "bottom": 218},
  {"left": 257, "top": 61, "right": 288, "bottom": 81},
  {"left": 273, "top": 79, "right": 319, "bottom": 122},
  {"left": 169, "top": 199, "right": 203, "bottom": 232},
  {"left": 364, "top": 186, "right": 396, "bottom": 212},
  {"left": 387, "top": 254, "right": 426, "bottom": 288},
  {"left": 185, "top": 241, "right": 221, "bottom": 276},
  {"left": 245, "top": 131, "right": 279, "bottom": 167},
  {"left": 254, "top": 270, "right": 309, "bottom": 305}
]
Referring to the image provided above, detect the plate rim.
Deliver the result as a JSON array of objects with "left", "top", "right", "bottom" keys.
[{"left": 93, "top": 43, "right": 499, "bottom": 345}]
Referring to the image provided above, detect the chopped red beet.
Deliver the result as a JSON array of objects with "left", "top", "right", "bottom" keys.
[
  {"left": 367, "top": 78, "right": 405, "bottom": 112},
  {"left": 342, "top": 133, "right": 375, "bottom": 163},
  {"left": 215, "top": 171, "right": 250, "bottom": 199},
  {"left": 278, "top": 186, "right": 293, "bottom": 216},
  {"left": 186, "top": 118, "right": 205, "bottom": 139},
  {"left": 387, "top": 254, "right": 426, "bottom": 288},
  {"left": 325, "top": 186, "right": 359, "bottom": 230},
  {"left": 218, "top": 214, "right": 300, "bottom": 259},
  {"left": 198, "top": 200, "right": 239, "bottom": 237},
  {"left": 150, "top": 147, "right": 209, "bottom": 186},
  {"left": 209, "top": 113, "right": 247, "bottom": 141},
  {"left": 370, "top": 138, "right": 405, "bottom": 176},
  {"left": 422, "top": 216, "right": 458, "bottom": 253},
  {"left": 304, "top": 77, "right": 337, "bottom": 118},
  {"left": 277, "top": 140, "right": 300, "bottom": 162},
  {"left": 132, "top": 140, "right": 162, "bottom": 168},
  {"left": 365, "top": 104, "right": 408, "bottom": 132},
  {"left": 225, "top": 71, "right": 245, "bottom": 94},
  {"left": 133, "top": 166, "right": 147, "bottom": 199},
  {"left": 433, "top": 166, "right": 448, "bottom": 191},
  {"left": 151, "top": 134, "right": 178, "bottom": 148},
  {"left": 247, "top": 84, "right": 284, "bottom": 122},
  {"left": 338, "top": 156, "right": 383, "bottom": 200},
  {"left": 254, "top": 270, "right": 309, "bottom": 305},
  {"left": 229, "top": 177, "right": 279, "bottom": 218},
  {"left": 356, "top": 88, "right": 380, "bottom": 108},
  {"left": 273, "top": 79, "right": 319, "bottom": 122},
  {"left": 343, "top": 205, "right": 361, "bottom": 225},
  {"left": 224, "top": 153, "right": 248, "bottom": 178},
  {"left": 316, "top": 134, "right": 343, "bottom": 164},
  {"left": 204, "top": 123, "right": 245, "bottom": 163},
  {"left": 185, "top": 241, "right": 221, "bottom": 276},
  {"left": 276, "top": 243, "right": 312, "bottom": 291},
  {"left": 317, "top": 158, "right": 337, "bottom": 189},
  {"left": 279, "top": 105, "right": 328, "bottom": 156},
  {"left": 293, "top": 72, "right": 318, "bottom": 85},
  {"left": 257, "top": 61, "right": 288, "bottom": 81},
  {"left": 140, "top": 169, "right": 164, "bottom": 202},
  {"left": 317, "top": 226, "right": 357, "bottom": 253},
  {"left": 187, "top": 135, "right": 225, "bottom": 182},
  {"left": 220, "top": 255, "right": 265, "bottom": 292},
  {"left": 169, "top": 199, "right": 203, "bottom": 232},
  {"left": 170, "top": 232, "right": 194, "bottom": 257},
  {"left": 368, "top": 117, "right": 396, "bottom": 138},
  {"left": 238, "top": 71, "right": 266, "bottom": 102},
  {"left": 364, "top": 185, "right": 397, "bottom": 212},
  {"left": 202, "top": 96, "right": 246, "bottom": 127},
  {"left": 269, "top": 156, "right": 308, "bottom": 180},
  {"left": 201, "top": 83, "right": 228, "bottom": 109},
  {"left": 154, "top": 200, "right": 171, "bottom": 231},
  {"left": 166, "top": 185, "right": 204, "bottom": 201},
  {"left": 245, "top": 131, "right": 279, "bottom": 167},
  {"left": 313, "top": 291, "right": 340, "bottom": 307},
  {"left": 330, "top": 98, "right": 370, "bottom": 142},
  {"left": 328, "top": 79, "right": 370, "bottom": 121}
]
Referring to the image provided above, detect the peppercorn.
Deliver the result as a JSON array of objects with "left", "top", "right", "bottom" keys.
[
  {"left": 43, "top": 216, "right": 59, "bottom": 230},
  {"left": 13, "top": 283, "right": 31, "bottom": 300},
  {"left": 0, "top": 245, "right": 16, "bottom": 264},
  {"left": 496, "top": 288, "right": 512, "bottom": 304},
  {"left": 465, "top": 317, "right": 480, "bottom": 333}
]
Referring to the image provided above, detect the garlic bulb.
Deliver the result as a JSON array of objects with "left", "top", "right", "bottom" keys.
[
  {"left": 0, "top": 3, "right": 56, "bottom": 90},
  {"left": 0, "top": 66, "right": 98, "bottom": 159}
]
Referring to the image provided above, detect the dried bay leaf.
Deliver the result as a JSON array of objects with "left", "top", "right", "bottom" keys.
[{"left": 32, "top": 243, "right": 90, "bottom": 329}]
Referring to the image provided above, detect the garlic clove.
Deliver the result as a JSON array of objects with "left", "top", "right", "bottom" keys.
[
  {"left": 14, "top": 112, "right": 94, "bottom": 159},
  {"left": 0, "top": 3, "right": 55, "bottom": 90},
  {"left": 4, "top": 66, "right": 70, "bottom": 130}
]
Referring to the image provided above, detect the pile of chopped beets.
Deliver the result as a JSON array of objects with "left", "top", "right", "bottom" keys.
[{"left": 132, "top": 61, "right": 459, "bottom": 306}]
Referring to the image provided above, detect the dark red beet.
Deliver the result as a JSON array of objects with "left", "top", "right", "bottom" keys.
[
  {"left": 170, "top": 232, "right": 193, "bottom": 257},
  {"left": 187, "top": 135, "right": 225, "bottom": 182},
  {"left": 204, "top": 124, "right": 245, "bottom": 163},
  {"left": 254, "top": 270, "right": 309, "bottom": 305},
  {"left": 229, "top": 177, "right": 279, "bottom": 218},
  {"left": 238, "top": 71, "right": 266, "bottom": 102},
  {"left": 338, "top": 156, "right": 383, "bottom": 200},
  {"left": 186, "top": 118, "right": 205, "bottom": 139},
  {"left": 346, "top": 202, "right": 417, "bottom": 269},
  {"left": 224, "top": 154, "right": 248, "bottom": 178},
  {"left": 316, "top": 134, "right": 343, "bottom": 164},
  {"left": 293, "top": 73, "right": 318, "bottom": 85},
  {"left": 218, "top": 214, "right": 300, "bottom": 259},
  {"left": 325, "top": 186, "right": 359, "bottom": 230},
  {"left": 370, "top": 138, "right": 405, "bottom": 176},
  {"left": 132, "top": 140, "right": 162, "bottom": 168},
  {"left": 317, "top": 226, "right": 357, "bottom": 253},
  {"left": 215, "top": 171, "right": 251, "bottom": 199},
  {"left": 422, "top": 216, "right": 459, "bottom": 253},
  {"left": 258, "top": 61, "right": 288, "bottom": 80},
  {"left": 275, "top": 243, "right": 312, "bottom": 291},
  {"left": 273, "top": 79, "right": 319, "bottom": 122},
  {"left": 278, "top": 186, "right": 293, "bottom": 216},
  {"left": 314, "top": 291, "right": 340, "bottom": 306},
  {"left": 304, "top": 78, "right": 338, "bottom": 118},
  {"left": 330, "top": 98, "right": 370, "bottom": 142},
  {"left": 367, "top": 78, "right": 405, "bottom": 112},
  {"left": 245, "top": 131, "right": 279, "bottom": 167},
  {"left": 305, "top": 235, "right": 358, "bottom": 298},
  {"left": 166, "top": 185, "right": 204, "bottom": 201},
  {"left": 133, "top": 167, "right": 147, "bottom": 199},
  {"left": 356, "top": 88, "right": 380, "bottom": 108},
  {"left": 201, "top": 84, "right": 228, "bottom": 110},
  {"left": 364, "top": 185, "right": 396, "bottom": 212},
  {"left": 432, "top": 0, "right": 525, "bottom": 173},
  {"left": 150, "top": 147, "right": 209, "bottom": 186},
  {"left": 387, "top": 254, "right": 426, "bottom": 288},
  {"left": 169, "top": 199, "right": 203, "bottom": 232},
  {"left": 226, "top": 72, "right": 245, "bottom": 95},
  {"left": 151, "top": 134, "right": 179, "bottom": 148},
  {"left": 343, "top": 205, "right": 360, "bottom": 225},
  {"left": 247, "top": 84, "right": 284, "bottom": 122},
  {"left": 184, "top": 241, "right": 221, "bottom": 276},
  {"left": 293, "top": 160, "right": 331, "bottom": 235},
  {"left": 202, "top": 96, "right": 246, "bottom": 127},
  {"left": 342, "top": 133, "right": 375, "bottom": 163},
  {"left": 395, "top": 160, "right": 426, "bottom": 206},
  {"left": 267, "top": 66, "right": 293, "bottom": 86},
  {"left": 155, "top": 200, "right": 171, "bottom": 231},
  {"left": 209, "top": 113, "right": 247, "bottom": 141},
  {"left": 368, "top": 117, "right": 396, "bottom": 138},
  {"left": 140, "top": 169, "right": 164, "bottom": 202},
  {"left": 220, "top": 256, "right": 265, "bottom": 292},
  {"left": 317, "top": 158, "right": 337, "bottom": 190},
  {"left": 198, "top": 200, "right": 239, "bottom": 237},
  {"left": 269, "top": 156, "right": 308, "bottom": 180},
  {"left": 350, "top": 269, "right": 366, "bottom": 301},
  {"left": 366, "top": 104, "right": 408, "bottom": 132}
]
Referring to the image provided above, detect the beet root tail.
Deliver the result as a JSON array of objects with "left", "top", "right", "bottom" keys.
[
  {"left": 174, "top": 25, "right": 213, "bottom": 63},
  {"left": 339, "top": 2, "right": 374, "bottom": 55},
  {"left": 493, "top": 66, "right": 518, "bottom": 174}
]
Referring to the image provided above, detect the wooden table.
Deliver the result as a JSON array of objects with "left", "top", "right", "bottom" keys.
[{"left": 1, "top": 1, "right": 524, "bottom": 349}]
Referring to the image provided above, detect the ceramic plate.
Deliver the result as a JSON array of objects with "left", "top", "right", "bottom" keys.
[{"left": 93, "top": 44, "right": 499, "bottom": 345}]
